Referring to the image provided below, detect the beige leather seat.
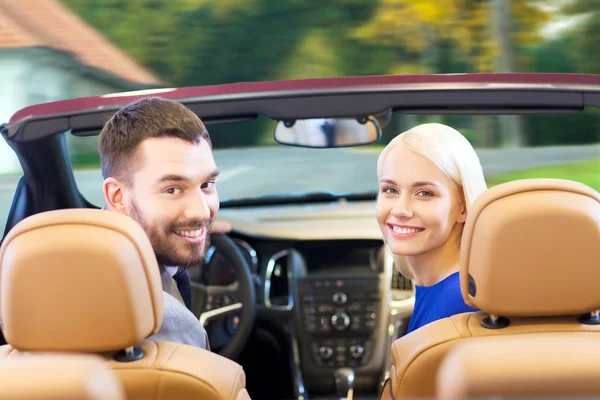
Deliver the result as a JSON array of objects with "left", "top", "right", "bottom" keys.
[
  {"left": 0, "top": 354, "right": 125, "bottom": 400},
  {"left": 0, "top": 209, "right": 251, "bottom": 400},
  {"left": 381, "top": 178, "right": 600, "bottom": 399},
  {"left": 437, "top": 333, "right": 600, "bottom": 399}
]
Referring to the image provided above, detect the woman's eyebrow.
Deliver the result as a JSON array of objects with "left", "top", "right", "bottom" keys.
[{"left": 412, "top": 181, "right": 440, "bottom": 188}]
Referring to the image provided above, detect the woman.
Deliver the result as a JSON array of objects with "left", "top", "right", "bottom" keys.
[{"left": 376, "top": 123, "right": 488, "bottom": 333}]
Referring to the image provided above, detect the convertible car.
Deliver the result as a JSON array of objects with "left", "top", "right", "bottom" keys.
[{"left": 0, "top": 73, "right": 599, "bottom": 399}]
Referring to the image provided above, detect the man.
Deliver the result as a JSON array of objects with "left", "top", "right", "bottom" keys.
[{"left": 99, "top": 96, "right": 229, "bottom": 350}]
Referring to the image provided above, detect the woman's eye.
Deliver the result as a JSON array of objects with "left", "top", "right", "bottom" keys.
[
  {"left": 382, "top": 187, "right": 398, "bottom": 195},
  {"left": 416, "top": 190, "right": 433, "bottom": 197}
]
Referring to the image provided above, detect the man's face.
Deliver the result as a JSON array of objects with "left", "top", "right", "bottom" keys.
[{"left": 123, "top": 137, "right": 219, "bottom": 268}]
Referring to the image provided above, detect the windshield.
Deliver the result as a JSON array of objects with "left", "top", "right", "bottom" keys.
[{"left": 67, "top": 112, "right": 599, "bottom": 208}]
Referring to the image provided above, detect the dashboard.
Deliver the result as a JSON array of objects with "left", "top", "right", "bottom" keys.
[{"left": 195, "top": 200, "right": 415, "bottom": 397}]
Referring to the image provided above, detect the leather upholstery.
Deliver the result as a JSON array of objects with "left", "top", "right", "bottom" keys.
[
  {"left": 438, "top": 333, "right": 600, "bottom": 398},
  {"left": 382, "top": 179, "right": 600, "bottom": 399},
  {"left": 2, "top": 342, "right": 250, "bottom": 400},
  {"left": 460, "top": 178, "right": 600, "bottom": 316},
  {"left": 0, "top": 208, "right": 163, "bottom": 352},
  {"left": 0, "top": 354, "right": 125, "bottom": 400},
  {"left": 0, "top": 209, "right": 250, "bottom": 400}
]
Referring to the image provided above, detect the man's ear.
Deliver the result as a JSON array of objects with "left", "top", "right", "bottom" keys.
[{"left": 103, "top": 177, "right": 128, "bottom": 214}]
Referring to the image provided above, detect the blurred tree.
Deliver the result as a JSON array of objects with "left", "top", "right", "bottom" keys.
[
  {"left": 350, "top": 0, "right": 549, "bottom": 73},
  {"left": 559, "top": 0, "right": 600, "bottom": 74},
  {"left": 351, "top": 0, "right": 550, "bottom": 147},
  {"left": 62, "top": 0, "right": 187, "bottom": 82},
  {"left": 491, "top": 0, "right": 524, "bottom": 147},
  {"left": 523, "top": 34, "right": 600, "bottom": 146},
  {"left": 61, "top": 0, "right": 595, "bottom": 148}
]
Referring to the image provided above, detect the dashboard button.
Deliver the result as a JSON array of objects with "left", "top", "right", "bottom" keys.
[
  {"left": 318, "top": 346, "right": 333, "bottom": 360},
  {"left": 331, "top": 312, "right": 350, "bottom": 331},
  {"left": 366, "top": 303, "right": 378, "bottom": 312},
  {"left": 302, "top": 295, "right": 315, "bottom": 303},
  {"left": 350, "top": 344, "right": 364, "bottom": 359},
  {"left": 318, "top": 304, "right": 334, "bottom": 313},
  {"left": 332, "top": 292, "right": 348, "bottom": 305},
  {"left": 303, "top": 306, "right": 316, "bottom": 314}
]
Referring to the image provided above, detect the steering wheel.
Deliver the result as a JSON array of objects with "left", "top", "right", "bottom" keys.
[{"left": 190, "top": 234, "right": 256, "bottom": 360}]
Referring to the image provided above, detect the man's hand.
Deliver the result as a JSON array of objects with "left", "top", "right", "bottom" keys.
[{"left": 210, "top": 220, "right": 232, "bottom": 235}]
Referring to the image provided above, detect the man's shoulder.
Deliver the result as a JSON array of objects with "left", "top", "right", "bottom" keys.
[{"left": 148, "top": 291, "right": 209, "bottom": 350}]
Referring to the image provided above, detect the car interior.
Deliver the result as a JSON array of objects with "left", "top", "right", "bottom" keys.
[
  {"left": 380, "top": 178, "right": 600, "bottom": 399},
  {"left": 0, "top": 354, "right": 126, "bottom": 400},
  {"left": 436, "top": 333, "right": 600, "bottom": 399},
  {"left": 0, "top": 74, "right": 599, "bottom": 399},
  {"left": 0, "top": 208, "right": 250, "bottom": 400}
]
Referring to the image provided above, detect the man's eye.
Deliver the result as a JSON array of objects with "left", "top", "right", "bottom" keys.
[
  {"left": 165, "top": 187, "right": 182, "bottom": 195},
  {"left": 201, "top": 180, "right": 216, "bottom": 190}
]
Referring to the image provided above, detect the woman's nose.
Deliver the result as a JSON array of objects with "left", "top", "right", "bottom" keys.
[{"left": 391, "top": 196, "right": 413, "bottom": 218}]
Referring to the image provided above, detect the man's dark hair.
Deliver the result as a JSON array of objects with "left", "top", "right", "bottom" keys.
[{"left": 99, "top": 96, "right": 211, "bottom": 184}]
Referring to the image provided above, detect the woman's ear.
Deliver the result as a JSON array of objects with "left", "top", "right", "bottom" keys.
[
  {"left": 103, "top": 177, "right": 128, "bottom": 214},
  {"left": 457, "top": 203, "right": 468, "bottom": 223}
]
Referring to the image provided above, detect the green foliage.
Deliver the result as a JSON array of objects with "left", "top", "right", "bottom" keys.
[
  {"left": 60, "top": 0, "right": 599, "bottom": 147},
  {"left": 558, "top": 0, "right": 600, "bottom": 74},
  {"left": 524, "top": 111, "right": 600, "bottom": 146},
  {"left": 487, "top": 158, "right": 600, "bottom": 191}
]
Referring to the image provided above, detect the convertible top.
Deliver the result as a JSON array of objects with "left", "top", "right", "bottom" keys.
[{"left": 2, "top": 72, "right": 600, "bottom": 143}]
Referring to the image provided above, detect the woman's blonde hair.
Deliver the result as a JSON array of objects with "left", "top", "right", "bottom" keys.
[{"left": 377, "top": 123, "right": 488, "bottom": 279}]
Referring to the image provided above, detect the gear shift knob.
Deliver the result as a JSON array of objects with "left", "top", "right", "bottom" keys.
[{"left": 334, "top": 368, "right": 355, "bottom": 399}]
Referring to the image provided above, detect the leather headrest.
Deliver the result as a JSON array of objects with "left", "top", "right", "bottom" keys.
[
  {"left": 460, "top": 178, "right": 600, "bottom": 317},
  {"left": 437, "top": 333, "right": 600, "bottom": 399},
  {"left": 0, "top": 209, "right": 163, "bottom": 352},
  {"left": 0, "top": 354, "right": 125, "bottom": 400}
]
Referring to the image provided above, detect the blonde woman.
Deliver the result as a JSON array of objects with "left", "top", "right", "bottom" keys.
[{"left": 376, "top": 123, "right": 488, "bottom": 333}]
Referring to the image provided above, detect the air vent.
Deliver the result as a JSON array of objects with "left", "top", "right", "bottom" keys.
[
  {"left": 265, "top": 249, "right": 293, "bottom": 309},
  {"left": 391, "top": 271, "right": 414, "bottom": 291}
]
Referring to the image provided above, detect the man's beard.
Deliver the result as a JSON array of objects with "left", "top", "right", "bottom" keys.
[{"left": 129, "top": 201, "right": 213, "bottom": 268}]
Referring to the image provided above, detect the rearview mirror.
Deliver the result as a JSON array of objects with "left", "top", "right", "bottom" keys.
[{"left": 274, "top": 117, "right": 381, "bottom": 148}]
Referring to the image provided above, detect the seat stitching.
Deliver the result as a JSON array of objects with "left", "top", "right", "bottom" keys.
[
  {"left": 160, "top": 343, "right": 222, "bottom": 396},
  {"left": 395, "top": 323, "right": 462, "bottom": 393},
  {"left": 228, "top": 367, "right": 244, "bottom": 400}
]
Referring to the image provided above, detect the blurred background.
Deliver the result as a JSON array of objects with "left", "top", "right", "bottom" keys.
[{"left": 0, "top": 0, "right": 599, "bottom": 228}]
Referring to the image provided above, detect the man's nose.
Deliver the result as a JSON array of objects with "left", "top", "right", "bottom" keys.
[
  {"left": 391, "top": 195, "right": 413, "bottom": 218},
  {"left": 184, "top": 191, "right": 211, "bottom": 221}
]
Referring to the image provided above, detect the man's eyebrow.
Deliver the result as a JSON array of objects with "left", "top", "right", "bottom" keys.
[
  {"left": 156, "top": 174, "right": 188, "bottom": 184},
  {"left": 155, "top": 168, "right": 220, "bottom": 185},
  {"left": 209, "top": 168, "right": 220, "bottom": 179}
]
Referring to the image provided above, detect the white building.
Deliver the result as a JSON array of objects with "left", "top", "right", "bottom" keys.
[{"left": 0, "top": 0, "right": 164, "bottom": 174}]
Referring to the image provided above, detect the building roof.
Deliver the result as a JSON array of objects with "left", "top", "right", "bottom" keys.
[{"left": 0, "top": 0, "right": 163, "bottom": 86}]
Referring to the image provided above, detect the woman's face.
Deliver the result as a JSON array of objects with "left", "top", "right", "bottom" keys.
[{"left": 376, "top": 142, "right": 467, "bottom": 258}]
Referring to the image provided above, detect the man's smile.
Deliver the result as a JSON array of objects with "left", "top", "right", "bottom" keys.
[{"left": 173, "top": 227, "right": 206, "bottom": 244}]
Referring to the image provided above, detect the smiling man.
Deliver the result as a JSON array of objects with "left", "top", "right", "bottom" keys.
[{"left": 99, "top": 97, "right": 225, "bottom": 350}]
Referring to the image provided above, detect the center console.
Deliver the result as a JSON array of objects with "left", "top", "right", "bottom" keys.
[
  {"left": 273, "top": 241, "right": 393, "bottom": 397},
  {"left": 297, "top": 276, "right": 379, "bottom": 369}
]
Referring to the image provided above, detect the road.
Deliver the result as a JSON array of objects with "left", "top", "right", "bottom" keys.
[{"left": 1, "top": 144, "right": 599, "bottom": 231}]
